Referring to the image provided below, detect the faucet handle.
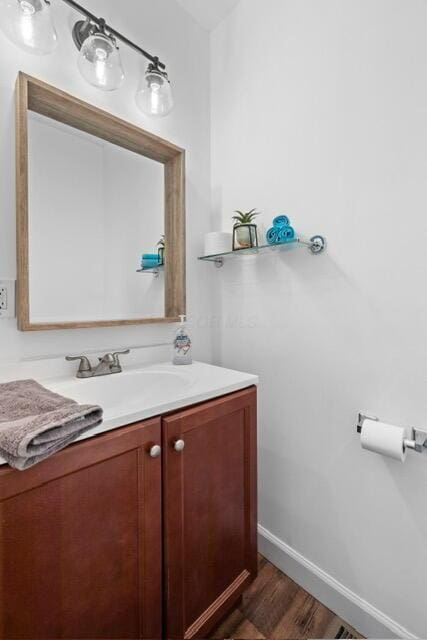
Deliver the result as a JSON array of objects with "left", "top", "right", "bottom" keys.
[
  {"left": 98, "top": 353, "right": 115, "bottom": 362},
  {"left": 112, "top": 349, "right": 130, "bottom": 366},
  {"left": 65, "top": 355, "right": 92, "bottom": 378}
]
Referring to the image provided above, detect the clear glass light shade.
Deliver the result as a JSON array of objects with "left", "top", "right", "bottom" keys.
[
  {"left": 136, "top": 66, "right": 173, "bottom": 118},
  {"left": 77, "top": 33, "right": 125, "bottom": 91},
  {"left": 0, "top": 0, "right": 57, "bottom": 54}
]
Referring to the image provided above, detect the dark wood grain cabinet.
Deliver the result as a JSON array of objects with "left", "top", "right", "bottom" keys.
[
  {"left": 163, "top": 387, "right": 257, "bottom": 639},
  {"left": 0, "top": 418, "right": 163, "bottom": 640},
  {"left": 0, "top": 387, "right": 257, "bottom": 640}
]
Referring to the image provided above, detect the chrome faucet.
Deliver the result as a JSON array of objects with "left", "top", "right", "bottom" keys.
[{"left": 66, "top": 350, "right": 130, "bottom": 379}]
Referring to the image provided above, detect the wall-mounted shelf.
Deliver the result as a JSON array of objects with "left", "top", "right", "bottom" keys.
[
  {"left": 136, "top": 265, "right": 164, "bottom": 278},
  {"left": 198, "top": 236, "right": 326, "bottom": 268}
]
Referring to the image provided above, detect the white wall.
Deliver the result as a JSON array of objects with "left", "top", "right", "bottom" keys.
[
  {"left": 0, "top": 0, "right": 213, "bottom": 363},
  {"left": 211, "top": 1, "right": 427, "bottom": 637}
]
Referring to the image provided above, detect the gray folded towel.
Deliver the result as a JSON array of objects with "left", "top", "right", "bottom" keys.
[{"left": 0, "top": 379, "right": 103, "bottom": 471}]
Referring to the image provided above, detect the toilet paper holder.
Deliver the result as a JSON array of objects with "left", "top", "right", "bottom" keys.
[{"left": 357, "top": 413, "right": 427, "bottom": 453}]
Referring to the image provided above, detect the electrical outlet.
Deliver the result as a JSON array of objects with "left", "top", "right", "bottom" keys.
[
  {"left": 0, "top": 280, "right": 16, "bottom": 319},
  {"left": 0, "top": 287, "right": 7, "bottom": 310}
]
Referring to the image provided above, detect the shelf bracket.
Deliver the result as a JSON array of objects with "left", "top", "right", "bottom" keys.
[
  {"left": 298, "top": 236, "right": 326, "bottom": 254},
  {"left": 213, "top": 257, "right": 224, "bottom": 269}
]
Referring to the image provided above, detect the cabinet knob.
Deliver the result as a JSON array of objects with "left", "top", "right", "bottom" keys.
[
  {"left": 149, "top": 445, "right": 161, "bottom": 459},
  {"left": 174, "top": 439, "right": 185, "bottom": 453}
]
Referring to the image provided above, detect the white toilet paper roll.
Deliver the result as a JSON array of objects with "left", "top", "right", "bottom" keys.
[
  {"left": 204, "top": 232, "right": 232, "bottom": 257},
  {"left": 361, "top": 419, "right": 408, "bottom": 462}
]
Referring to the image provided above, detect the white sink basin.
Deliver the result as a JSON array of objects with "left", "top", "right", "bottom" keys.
[
  {"left": 0, "top": 361, "right": 258, "bottom": 465},
  {"left": 46, "top": 368, "right": 193, "bottom": 416}
]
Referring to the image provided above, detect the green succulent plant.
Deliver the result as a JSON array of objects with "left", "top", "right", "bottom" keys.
[{"left": 232, "top": 209, "right": 260, "bottom": 226}]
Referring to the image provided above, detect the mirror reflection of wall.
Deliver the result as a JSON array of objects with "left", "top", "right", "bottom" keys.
[{"left": 27, "top": 112, "right": 165, "bottom": 324}]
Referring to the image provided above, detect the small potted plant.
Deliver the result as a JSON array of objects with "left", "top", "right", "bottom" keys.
[
  {"left": 157, "top": 235, "right": 165, "bottom": 265},
  {"left": 232, "top": 209, "right": 260, "bottom": 251}
]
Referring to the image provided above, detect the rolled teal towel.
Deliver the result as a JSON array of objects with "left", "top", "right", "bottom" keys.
[
  {"left": 142, "top": 254, "right": 159, "bottom": 261},
  {"left": 141, "top": 258, "right": 160, "bottom": 268},
  {"left": 267, "top": 215, "right": 296, "bottom": 244},
  {"left": 278, "top": 226, "right": 295, "bottom": 243},
  {"left": 273, "top": 215, "right": 290, "bottom": 228},
  {"left": 141, "top": 264, "right": 160, "bottom": 271},
  {"left": 267, "top": 227, "right": 280, "bottom": 245}
]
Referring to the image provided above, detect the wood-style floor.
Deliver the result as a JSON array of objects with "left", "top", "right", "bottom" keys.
[{"left": 210, "top": 556, "right": 363, "bottom": 640}]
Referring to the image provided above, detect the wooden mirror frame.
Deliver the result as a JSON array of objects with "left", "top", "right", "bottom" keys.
[{"left": 16, "top": 72, "right": 186, "bottom": 331}]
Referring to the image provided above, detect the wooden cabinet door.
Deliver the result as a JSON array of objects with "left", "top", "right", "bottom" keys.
[
  {"left": 0, "top": 419, "right": 162, "bottom": 640},
  {"left": 163, "top": 387, "right": 257, "bottom": 639}
]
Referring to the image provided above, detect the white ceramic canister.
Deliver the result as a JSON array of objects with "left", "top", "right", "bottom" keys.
[{"left": 204, "top": 232, "right": 232, "bottom": 256}]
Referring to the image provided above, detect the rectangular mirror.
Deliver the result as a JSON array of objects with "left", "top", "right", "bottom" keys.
[{"left": 16, "top": 73, "right": 185, "bottom": 331}]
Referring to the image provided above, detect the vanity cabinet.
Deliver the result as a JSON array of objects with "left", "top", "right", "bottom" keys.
[
  {"left": 0, "top": 418, "right": 163, "bottom": 640},
  {"left": 0, "top": 387, "right": 257, "bottom": 640},
  {"left": 163, "top": 387, "right": 257, "bottom": 639}
]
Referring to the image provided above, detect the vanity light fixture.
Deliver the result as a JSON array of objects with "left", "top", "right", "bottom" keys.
[
  {"left": 136, "top": 62, "right": 174, "bottom": 118},
  {"left": 76, "top": 19, "right": 124, "bottom": 91},
  {"left": 0, "top": 0, "right": 174, "bottom": 115},
  {"left": 65, "top": 0, "right": 173, "bottom": 113},
  {"left": 0, "top": 0, "right": 58, "bottom": 55}
]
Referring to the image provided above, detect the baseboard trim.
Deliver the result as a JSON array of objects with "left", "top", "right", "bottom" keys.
[{"left": 258, "top": 525, "right": 417, "bottom": 640}]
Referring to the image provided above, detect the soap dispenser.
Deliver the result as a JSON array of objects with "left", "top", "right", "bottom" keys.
[{"left": 173, "top": 315, "right": 192, "bottom": 365}]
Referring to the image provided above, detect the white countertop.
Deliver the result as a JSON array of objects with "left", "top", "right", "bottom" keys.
[{"left": 0, "top": 361, "right": 258, "bottom": 467}]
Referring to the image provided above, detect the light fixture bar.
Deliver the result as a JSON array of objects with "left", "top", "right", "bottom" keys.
[{"left": 60, "top": 0, "right": 166, "bottom": 69}]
